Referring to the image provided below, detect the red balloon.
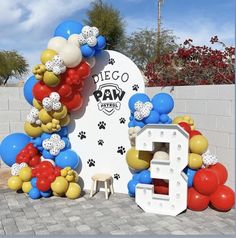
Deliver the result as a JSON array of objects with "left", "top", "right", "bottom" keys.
[
  {"left": 48, "top": 174, "right": 56, "bottom": 183},
  {"left": 193, "top": 168, "right": 219, "bottom": 195},
  {"left": 78, "top": 61, "right": 91, "bottom": 79},
  {"left": 36, "top": 177, "right": 51, "bottom": 192},
  {"left": 209, "top": 163, "right": 228, "bottom": 185},
  {"left": 16, "top": 154, "right": 30, "bottom": 164},
  {"left": 210, "top": 185, "right": 235, "bottom": 211},
  {"left": 39, "top": 161, "right": 54, "bottom": 170},
  {"left": 26, "top": 143, "right": 35, "bottom": 150},
  {"left": 28, "top": 148, "right": 38, "bottom": 157},
  {"left": 153, "top": 179, "right": 169, "bottom": 195},
  {"left": 33, "top": 81, "right": 52, "bottom": 101},
  {"left": 54, "top": 166, "right": 61, "bottom": 177},
  {"left": 61, "top": 93, "right": 83, "bottom": 112},
  {"left": 57, "top": 84, "right": 72, "bottom": 98},
  {"left": 178, "top": 122, "right": 191, "bottom": 133},
  {"left": 189, "top": 130, "right": 202, "bottom": 139},
  {"left": 188, "top": 187, "right": 209, "bottom": 211},
  {"left": 28, "top": 155, "right": 41, "bottom": 167}
]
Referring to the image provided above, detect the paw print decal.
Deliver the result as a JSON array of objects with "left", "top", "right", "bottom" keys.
[
  {"left": 132, "top": 84, "right": 139, "bottom": 91},
  {"left": 98, "top": 121, "right": 106, "bottom": 130},
  {"left": 87, "top": 159, "right": 95, "bottom": 167},
  {"left": 78, "top": 131, "right": 86, "bottom": 140},
  {"left": 114, "top": 174, "right": 120, "bottom": 180},
  {"left": 117, "top": 146, "right": 126, "bottom": 155},
  {"left": 108, "top": 58, "right": 115, "bottom": 65},
  {"left": 119, "top": 118, "right": 126, "bottom": 124},
  {"left": 98, "top": 139, "right": 104, "bottom": 146}
]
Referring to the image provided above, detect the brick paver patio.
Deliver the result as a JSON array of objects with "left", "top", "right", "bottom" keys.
[{"left": 0, "top": 189, "right": 235, "bottom": 235}]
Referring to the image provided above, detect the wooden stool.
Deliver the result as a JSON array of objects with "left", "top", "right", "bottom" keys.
[{"left": 90, "top": 174, "right": 114, "bottom": 199}]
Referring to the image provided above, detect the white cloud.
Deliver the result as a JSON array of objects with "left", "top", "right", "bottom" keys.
[{"left": 0, "top": 0, "right": 93, "bottom": 81}]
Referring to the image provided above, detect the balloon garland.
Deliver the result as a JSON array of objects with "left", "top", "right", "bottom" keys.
[
  {"left": 126, "top": 93, "right": 235, "bottom": 212},
  {"left": 0, "top": 20, "right": 106, "bottom": 200}
]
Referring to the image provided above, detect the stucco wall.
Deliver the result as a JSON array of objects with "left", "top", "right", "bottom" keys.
[{"left": 0, "top": 85, "right": 235, "bottom": 189}]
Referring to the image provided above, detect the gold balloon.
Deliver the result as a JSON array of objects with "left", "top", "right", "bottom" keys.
[
  {"left": 43, "top": 71, "right": 60, "bottom": 87},
  {"left": 41, "top": 49, "right": 57, "bottom": 64},
  {"left": 39, "top": 109, "right": 53, "bottom": 124},
  {"left": 188, "top": 153, "right": 203, "bottom": 169},
  {"left": 126, "top": 147, "right": 152, "bottom": 171},
  {"left": 173, "top": 115, "right": 196, "bottom": 130},
  {"left": 65, "top": 183, "right": 81, "bottom": 199},
  {"left": 33, "top": 98, "right": 43, "bottom": 110},
  {"left": 189, "top": 135, "right": 208, "bottom": 155},
  {"left": 51, "top": 176, "right": 69, "bottom": 195},
  {"left": 41, "top": 123, "right": 52, "bottom": 133},
  {"left": 60, "top": 114, "right": 70, "bottom": 127},
  {"left": 22, "top": 181, "right": 32, "bottom": 193},
  {"left": 19, "top": 167, "right": 32, "bottom": 182},
  {"left": 8, "top": 176, "right": 23, "bottom": 191},
  {"left": 24, "top": 122, "right": 43, "bottom": 137},
  {"left": 49, "top": 105, "right": 67, "bottom": 120}
]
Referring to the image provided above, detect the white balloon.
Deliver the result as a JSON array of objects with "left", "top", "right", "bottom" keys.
[
  {"left": 153, "top": 151, "right": 169, "bottom": 161},
  {"left": 85, "top": 57, "right": 96, "bottom": 68},
  {"left": 59, "top": 43, "right": 82, "bottom": 68},
  {"left": 47, "top": 37, "right": 67, "bottom": 53},
  {"left": 68, "top": 34, "right": 80, "bottom": 47}
]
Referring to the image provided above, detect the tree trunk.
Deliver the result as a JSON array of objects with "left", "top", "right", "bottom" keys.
[{"left": 3, "top": 76, "right": 10, "bottom": 85}]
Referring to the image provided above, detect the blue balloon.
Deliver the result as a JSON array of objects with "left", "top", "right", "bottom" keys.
[
  {"left": 23, "top": 76, "right": 38, "bottom": 105},
  {"left": 62, "top": 137, "right": 71, "bottom": 149},
  {"left": 132, "top": 172, "right": 141, "bottom": 182},
  {"left": 54, "top": 20, "right": 83, "bottom": 39},
  {"left": 80, "top": 44, "right": 95, "bottom": 58},
  {"left": 31, "top": 137, "right": 42, "bottom": 147},
  {"left": 42, "top": 150, "right": 55, "bottom": 160},
  {"left": 41, "top": 133, "right": 51, "bottom": 141},
  {"left": 144, "top": 110, "right": 160, "bottom": 124},
  {"left": 128, "top": 192, "right": 135, "bottom": 197},
  {"left": 29, "top": 188, "right": 41, "bottom": 199},
  {"left": 139, "top": 170, "right": 152, "bottom": 184},
  {"left": 128, "top": 93, "right": 150, "bottom": 112},
  {"left": 94, "top": 49, "right": 102, "bottom": 56},
  {"left": 160, "top": 114, "right": 169, "bottom": 123},
  {"left": 57, "top": 127, "right": 68, "bottom": 137},
  {"left": 127, "top": 179, "right": 139, "bottom": 196},
  {"left": 151, "top": 93, "right": 174, "bottom": 114},
  {"left": 40, "top": 190, "right": 52, "bottom": 198},
  {"left": 165, "top": 118, "right": 172, "bottom": 124},
  {"left": 95, "top": 35, "right": 106, "bottom": 50},
  {"left": 128, "top": 119, "right": 145, "bottom": 128},
  {"left": 31, "top": 178, "right": 37, "bottom": 188},
  {"left": 184, "top": 167, "right": 197, "bottom": 187},
  {"left": 0, "top": 133, "right": 30, "bottom": 167},
  {"left": 55, "top": 149, "right": 80, "bottom": 169}
]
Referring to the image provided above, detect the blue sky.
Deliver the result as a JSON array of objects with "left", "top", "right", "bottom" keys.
[{"left": 0, "top": 0, "right": 234, "bottom": 82}]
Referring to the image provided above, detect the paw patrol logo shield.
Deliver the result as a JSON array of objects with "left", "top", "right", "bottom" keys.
[{"left": 93, "top": 83, "right": 125, "bottom": 116}]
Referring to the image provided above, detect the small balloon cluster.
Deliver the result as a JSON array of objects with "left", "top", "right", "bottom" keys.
[
  {"left": 0, "top": 20, "right": 106, "bottom": 200},
  {"left": 174, "top": 116, "right": 235, "bottom": 212},
  {"left": 128, "top": 93, "right": 174, "bottom": 128},
  {"left": 125, "top": 94, "right": 235, "bottom": 212},
  {"left": 126, "top": 92, "right": 174, "bottom": 196}
]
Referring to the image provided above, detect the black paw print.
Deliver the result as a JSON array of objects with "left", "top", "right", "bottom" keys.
[
  {"left": 117, "top": 146, "right": 126, "bottom": 155},
  {"left": 132, "top": 84, "right": 139, "bottom": 91},
  {"left": 98, "top": 121, "right": 106, "bottom": 130},
  {"left": 87, "top": 159, "right": 95, "bottom": 167},
  {"left": 119, "top": 118, "right": 126, "bottom": 124},
  {"left": 114, "top": 174, "right": 120, "bottom": 180},
  {"left": 109, "top": 58, "right": 115, "bottom": 65},
  {"left": 78, "top": 131, "right": 86, "bottom": 140},
  {"left": 98, "top": 139, "right": 104, "bottom": 146}
]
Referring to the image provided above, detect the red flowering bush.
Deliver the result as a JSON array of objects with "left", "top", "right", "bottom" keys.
[{"left": 145, "top": 36, "right": 235, "bottom": 86}]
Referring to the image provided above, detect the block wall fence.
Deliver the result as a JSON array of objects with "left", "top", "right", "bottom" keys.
[{"left": 0, "top": 85, "right": 235, "bottom": 189}]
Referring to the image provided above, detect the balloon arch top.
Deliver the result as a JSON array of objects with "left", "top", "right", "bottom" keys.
[{"left": 0, "top": 20, "right": 234, "bottom": 215}]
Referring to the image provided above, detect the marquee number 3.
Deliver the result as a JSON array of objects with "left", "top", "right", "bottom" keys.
[{"left": 135, "top": 124, "right": 189, "bottom": 216}]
